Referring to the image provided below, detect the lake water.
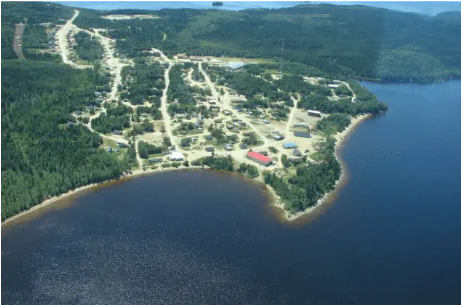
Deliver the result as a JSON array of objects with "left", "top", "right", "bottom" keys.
[{"left": 2, "top": 80, "right": 461, "bottom": 304}]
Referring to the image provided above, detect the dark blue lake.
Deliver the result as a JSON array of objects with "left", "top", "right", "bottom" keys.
[{"left": 2, "top": 80, "right": 461, "bottom": 304}]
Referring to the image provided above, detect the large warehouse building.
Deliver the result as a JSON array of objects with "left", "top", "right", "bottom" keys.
[{"left": 246, "top": 151, "right": 273, "bottom": 166}]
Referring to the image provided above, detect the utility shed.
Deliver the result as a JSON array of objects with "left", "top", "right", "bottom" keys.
[
  {"left": 283, "top": 142, "right": 298, "bottom": 149},
  {"left": 246, "top": 151, "right": 272, "bottom": 166}
]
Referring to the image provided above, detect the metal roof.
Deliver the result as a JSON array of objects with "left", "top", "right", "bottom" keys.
[
  {"left": 228, "top": 62, "right": 246, "bottom": 70},
  {"left": 283, "top": 142, "right": 298, "bottom": 148},
  {"left": 247, "top": 151, "right": 272, "bottom": 164}
]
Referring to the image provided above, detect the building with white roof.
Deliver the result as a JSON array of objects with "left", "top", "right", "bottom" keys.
[
  {"left": 228, "top": 62, "right": 246, "bottom": 70},
  {"left": 169, "top": 151, "right": 184, "bottom": 161}
]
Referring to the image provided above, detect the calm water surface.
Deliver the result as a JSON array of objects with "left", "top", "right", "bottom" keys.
[{"left": 2, "top": 80, "right": 461, "bottom": 304}]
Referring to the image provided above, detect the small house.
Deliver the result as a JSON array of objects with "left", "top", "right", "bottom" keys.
[
  {"left": 225, "top": 144, "right": 233, "bottom": 151},
  {"left": 288, "top": 157, "right": 303, "bottom": 164},
  {"left": 263, "top": 119, "right": 270, "bottom": 124},
  {"left": 292, "top": 149, "right": 302, "bottom": 157},
  {"left": 239, "top": 143, "right": 247, "bottom": 149},
  {"left": 273, "top": 135, "right": 284, "bottom": 141},
  {"left": 205, "top": 135, "right": 214, "bottom": 141},
  {"left": 149, "top": 158, "right": 163, "bottom": 163},
  {"left": 113, "top": 130, "right": 122, "bottom": 135},
  {"left": 205, "top": 147, "right": 215, "bottom": 152}
]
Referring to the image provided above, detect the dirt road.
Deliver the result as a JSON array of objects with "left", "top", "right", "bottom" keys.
[
  {"left": 13, "top": 23, "right": 25, "bottom": 59},
  {"left": 198, "top": 62, "right": 269, "bottom": 147},
  {"left": 284, "top": 96, "right": 299, "bottom": 137},
  {"left": 151, "top": 48, "right": 184, "bottom": 153},
  {"left": 342, "top": 81, "right": 357, "bottom": 103},
  {"left": 92, "top": 29, "right": 128, "bottom": 103},
  {"left": 55, "top": 10, "right": 92, "bottom": 69}
]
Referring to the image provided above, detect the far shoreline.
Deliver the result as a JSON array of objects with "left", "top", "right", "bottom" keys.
[{"left": 2, "top": 114, "right": 372, "bottom": 227}]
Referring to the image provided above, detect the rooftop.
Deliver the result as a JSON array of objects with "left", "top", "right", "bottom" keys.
[
  {"left": 228, "top": 62, "right": 246, "bottom": 70},
  {"left": 247, "top": 151, "right": 272, "bottom": 164}
]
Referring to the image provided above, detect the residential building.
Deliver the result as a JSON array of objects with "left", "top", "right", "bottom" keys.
[
  {"left": 294, "top": 131, "right": 311, "bottom": 138},
  {"left": 148, "top": 158, "right": 163, "bottom": 163},
  {"left": 307, "top": 110, "right": 322, "bottom": 118}
]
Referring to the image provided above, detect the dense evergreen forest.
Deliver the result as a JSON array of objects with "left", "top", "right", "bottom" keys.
[
  {"left": 1, "top": 2, "right": 73, "bottom": 59},
  {"left": 71, "top": 3, "right": 461, "bottom": 83},
  {"left": 1, "top": 60, "right": 136, "bottom": 220},
  {"left": 74, "top": 32, "right": 104, "bottom": 63}
]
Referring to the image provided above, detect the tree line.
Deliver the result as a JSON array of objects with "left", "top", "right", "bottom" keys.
[{"left": 1, "top": 60, "right": 135, "bottom": 220}]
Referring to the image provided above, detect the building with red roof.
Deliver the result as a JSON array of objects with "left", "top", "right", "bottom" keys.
[{"left": 246, "top": 151, "right": 272, "bottom": 166}]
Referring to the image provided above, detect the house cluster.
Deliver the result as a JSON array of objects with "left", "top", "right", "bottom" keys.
[
  {"left": 292, "top": 122, "right": 311, "bottom": 138},
  {"left": 271, "top": 130, "right": 285, "bottom": 141}
]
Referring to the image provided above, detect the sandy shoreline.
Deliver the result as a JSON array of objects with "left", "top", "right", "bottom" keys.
[
  {"left": 2, "top": 115, "right": 370, "bottom": 226},
  {"left": 1, "top": 166, "right": 200, "bottom": 226},
  {"left": 267, "top": 114, "right": 372, "bottom": 222}
]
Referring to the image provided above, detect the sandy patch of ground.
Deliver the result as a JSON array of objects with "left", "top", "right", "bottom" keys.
[{"left": 102, "top": 14, "right": 160, "bottom": 20}]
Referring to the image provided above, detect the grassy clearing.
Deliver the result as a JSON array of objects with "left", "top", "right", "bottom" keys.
[
  {"left": 309, "top": 152, "right": 324, "bottom": 162},
  {"left": 103, "top": 137, "right": 117, "bottom": 147}
]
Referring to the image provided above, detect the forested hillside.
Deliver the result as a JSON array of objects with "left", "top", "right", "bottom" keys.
[
  {"left": 1, "top": 2, "right": 73, "bottom": 59},
  {"left": 72, "top": 4, "right": 461, "bottom": 83},
  {"left": 1, "top": 60, "right": 135, "bottom": 220}
]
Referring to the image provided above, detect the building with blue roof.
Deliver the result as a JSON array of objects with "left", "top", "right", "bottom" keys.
[{"left": 283, "top": 142, "right": 298, "bottom": 149}]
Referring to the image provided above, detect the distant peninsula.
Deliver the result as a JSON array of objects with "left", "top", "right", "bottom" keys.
[
  {"left": 2, "top": 1, "right": 459, "bottom": 222},
  {"left": 212, "top": 2, "right": 224, "bottom": 7}
]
